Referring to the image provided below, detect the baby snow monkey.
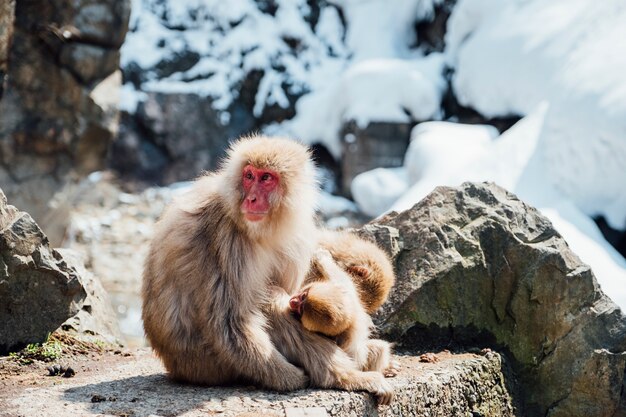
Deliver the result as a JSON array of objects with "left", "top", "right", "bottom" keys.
[
  {"left": 287, "top": 249, "right": 397, "bottom": 376},
  {"left": 317, "top": 229, "right": 396, "bottom": 315}
]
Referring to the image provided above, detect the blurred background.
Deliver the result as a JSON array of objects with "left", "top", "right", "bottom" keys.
[{"left": 1, "top": 0, "right": 625, "bottom": 346}]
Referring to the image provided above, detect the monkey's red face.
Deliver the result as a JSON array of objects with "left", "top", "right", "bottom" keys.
[{"left": 241, "top": 164, "right": 280, "bottom": 222}]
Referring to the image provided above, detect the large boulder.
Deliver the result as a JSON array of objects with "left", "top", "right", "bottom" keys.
[
  {"left": 0, "top": 189, "right": 121, "bottom": 353},
  {"left": 0, "top": 189, "right": 86, "bottom": 354},
  {"left": 360, "top": 182, "right": 626, "bottom": 417},
  {"left": 0, "top": 0, "right": 130, "bottom": 245},
  {"left": 3, "top": 349, "right": 514, "bottom": 416}
]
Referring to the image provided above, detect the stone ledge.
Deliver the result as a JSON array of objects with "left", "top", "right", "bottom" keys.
[{"left": 2, "top": 349, "right": 514, "bottom": 417}]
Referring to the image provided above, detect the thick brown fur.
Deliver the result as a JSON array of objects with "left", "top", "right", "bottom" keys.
[
  {"left": 142, "top": 135, "right": 392, "bottom": 403},
  {"left": 296, "top": 250, "right": 396, "bottom": 376},
  {"left": 315, "top": 229, "right": 395, "bottom": 314}
]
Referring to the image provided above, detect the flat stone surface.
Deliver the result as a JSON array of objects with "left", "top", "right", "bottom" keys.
[{"left": 0, "top": 349, "right": 514, "bottom": 417}]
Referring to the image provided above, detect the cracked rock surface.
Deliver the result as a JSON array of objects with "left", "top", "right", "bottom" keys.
[{"left": 0, "top": 189, "right": 86, "bottom": 354}]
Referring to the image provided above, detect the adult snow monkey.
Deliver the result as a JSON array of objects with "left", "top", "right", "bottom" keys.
[{"left": 142, "top": 135, "right": 393, "bottom": 404}]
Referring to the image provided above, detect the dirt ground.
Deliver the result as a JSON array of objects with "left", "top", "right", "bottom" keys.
[{"left": 0, "top": 337, "right": 513, "bottom": 417}]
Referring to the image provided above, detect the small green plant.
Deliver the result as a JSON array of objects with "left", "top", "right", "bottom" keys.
[
  {"left": 93, "top": 339, "right": 106, "bottom": 350},
  {"left": 9, "top": 334, "right": 63, "bottom": 365}
]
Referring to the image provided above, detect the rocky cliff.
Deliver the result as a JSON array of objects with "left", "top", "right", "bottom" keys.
[{"left": 0, "top": 0, "right": 130, "bottom": 244}]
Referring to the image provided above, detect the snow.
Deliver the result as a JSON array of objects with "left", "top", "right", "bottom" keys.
[
  {"left": 122, "top": 0, "right": 348, "bottom": 113},
  {"left": 447, "top": 0, "right": 626, "bottom": 230},
  {"left": 121, "top": 0, "right": 626, "bottom": 310},
  {"left": 403, "top": 122, "right": 499, "bottom": 184},
  {"left": 351, "top": 106, "right": 626, "bottom": 311},
  {"left": 275, "top": 54, "right": 446, "bottom": 157},
  {"left": 123, "top": 0, "right": 446, "bottom": 156},
  {"left": 351, "top": 168, "right": 410, "bottom": 218},
  {"left": 270, "top": 0, "right": 447, "bottom": 156},
  {"left": 318, "top": 191, "right": 358, "bottom": 217},
  {"left": 333, "top": 0, "right": 426, "bottom": 61}
]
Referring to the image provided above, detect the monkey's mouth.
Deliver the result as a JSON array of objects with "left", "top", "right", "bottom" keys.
[{"left": 243, "top": 211, "right": 268, "bottom": 221}]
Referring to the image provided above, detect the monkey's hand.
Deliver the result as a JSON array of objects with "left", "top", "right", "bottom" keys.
[{"left": 264, "top": 285, "right": 291, "bottom": 314}]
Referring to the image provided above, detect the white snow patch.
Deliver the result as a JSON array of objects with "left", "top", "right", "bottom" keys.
[
  {"left": 351, "top": 168, "right": 409, "bottom": 218},
  {"left": 318, "top": 191, "right": 358, "bottom": 217},
  {"left": 277, "top": 54, "right": 446, "bottom": 157},
  {"left": 447, "top": 0, "right": 626, "bottom": 229}
]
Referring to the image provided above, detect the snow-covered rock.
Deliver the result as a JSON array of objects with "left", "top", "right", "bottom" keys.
[
  {"left": 122, "top": 0, "right": 347, "bottom": 115},
  {"left": 277, "top": 54, "right": 446, "bottom": 158},
  {"left": 351, "top": 167, "right": 410, "bottom": 217}
]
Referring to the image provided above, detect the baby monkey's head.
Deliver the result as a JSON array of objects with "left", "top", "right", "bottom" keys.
[{"left": 289, "top": 281, "right": 355, "bottom": 337}]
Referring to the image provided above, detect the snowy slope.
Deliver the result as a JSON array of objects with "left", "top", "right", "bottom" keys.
[
  {"left": 447, "top": 0, "right": 626, "bottom": 230},
  {"left": 122, "top": 0, "right": 348, "bottom": 113}
]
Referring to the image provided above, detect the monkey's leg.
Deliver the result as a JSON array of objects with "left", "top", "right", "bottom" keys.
[
  {"left": 209, "top": 310, "right": 309, "bottom": 392},
  {"left": 268, "top": 308, "right": 394, "bottom": 405}
]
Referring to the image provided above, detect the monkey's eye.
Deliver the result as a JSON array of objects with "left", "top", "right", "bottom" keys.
[
  {"left": 261, "top": 173, "right": 272, "bottom": 182},
  {"left": 244, "top": 171, "right": 254, "bottom": 180}
]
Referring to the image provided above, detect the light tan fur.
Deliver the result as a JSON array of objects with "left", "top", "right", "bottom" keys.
[
  {"left": 316, "top": 229, "right": 395, "bottom": 314},
  {"left": 142, "top": 135, "right": 392, "bottom": 403},
  {"left": 296, "top": 250, "right": 395, "bottom": 376}
]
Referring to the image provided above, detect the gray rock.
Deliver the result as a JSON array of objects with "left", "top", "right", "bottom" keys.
[
  {"left": 340, "top": 121, "right": 413, "bottom": 197},
  {"left": 57, "top": 249, "right": 123, "bottom": 346},
  {"left": 0, "top": 0, "right": 130, "bottom": 244},
  {"left": 111, "top": 92, "right": 233, "bottom": 184},
  {"left": 0, "top": 0, "right": 14, "bottom": 97},
  {"left": 58, "top": 43, "right": 120, "bottom": 84},
  {"left": 362, "top": 182, "right": 626, "bottom": 417},
  {"left": 153, "top": 49, "right": 201, "bottom": 80},
  {"left": 0, "top": 189, "right": 86, "bottom": 354},
  {"left": 414, "top": 0, "right": 456, "bottom": 54}
]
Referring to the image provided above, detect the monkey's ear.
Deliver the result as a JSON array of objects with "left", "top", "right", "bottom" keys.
[{"left": 348, "top": 265, "right": 370, "bottom": 279}]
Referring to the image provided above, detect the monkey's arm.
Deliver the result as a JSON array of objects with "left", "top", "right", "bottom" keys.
[{"left": 202, "top": 300, "right": 308, "bottom": 391}]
